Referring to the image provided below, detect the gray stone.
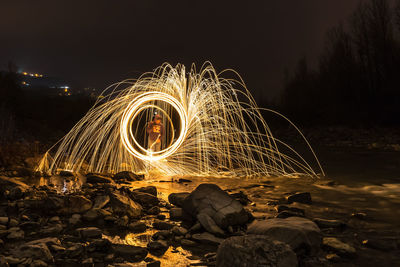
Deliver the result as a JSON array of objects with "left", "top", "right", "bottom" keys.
[
  {"left": 109, "top": 192, "right": 142, "bottom": 218},
  {"left": 287, "top": 192, "right": 312, "bottom": 204},
  {"left": 247, "top": 217, "right": 321, "bottom": 255},
  {"left": 322, "top": 237, "right": 356, "bottom": 257},
  {"left": 182, "top": 184, "right": 249, "bottom": 229},
  {"left": 191, "top": 232, "right": 224, "bottom": 246},
  {"left": 216, "top": 235, "right": 298, "bottom": 267}
]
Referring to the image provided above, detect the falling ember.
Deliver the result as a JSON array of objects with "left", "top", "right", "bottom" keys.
[{"left": 37, "top": 62, "right": 323, "bottom": 178}]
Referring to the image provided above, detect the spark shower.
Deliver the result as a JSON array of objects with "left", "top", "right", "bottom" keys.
[{"left": 37, "top": 63, "right": 324, "bottom": 178}]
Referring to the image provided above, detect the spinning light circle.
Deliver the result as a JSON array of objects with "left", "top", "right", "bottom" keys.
[
  {"left": 37, "top": 62, "right": 324, "bottom": 178},
  {"left": 120, "top": 92, "right": 188, "bottom": 161}
]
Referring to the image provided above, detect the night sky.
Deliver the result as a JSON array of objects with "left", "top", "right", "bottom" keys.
[{"left": 1, "top": 0, "right": 368, "bottom": 100}]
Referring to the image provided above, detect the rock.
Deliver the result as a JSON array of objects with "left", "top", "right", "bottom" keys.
[
  {"left": 0, "top": 217, "right": 8, "bottom": 225},
  {"left": 171, "top": 226, "right": 188, "bottom": 236},
  {"left": 81, "top": 257, "right": 93, "bottom": 266},
  {"left": 130, "top": 192, "right": 159, "bottom": 207},
  {"left": 4, "top": 256, "right": 23, "bottom": 265},
  {"left": 181, "top": 239, "right": 197, "bottom": 246},
  {"left": 287, "top": 192, "right": 312, "bottom": 204},
  {"left": 109, "top": 192, "right": 142, "bottom": 218},
  {"left": 326, "top": 253, "right": 341, "bottom": 262},
  {"left": 153, "top": 220, "right": 174, "bottom": 230},
  {"left": 114, "top": 171, "right": 144, "bottom": 181},
  {"left": 313, "top": 218, "right": 346, "bottom": 229},
  {"left": 146, "top": 259, "right": 161, "bottom": 267},
  {"left": 112, "top": 244, "right": 148, "bottom": 262},
  {"left": 92, "top": 195, "right": 110, "bottom": 209},
  {"left": 216, "top": 235, "right": 298, "bottom": 267},
  {"left": 128, "top": 221, "right": 147, "bottom": 233},
  {"left": 132, "top": 186, "right": 157, "bottom": 196},
  {"left": 152, "top": 230, "right": 172, "bottom": 241},
  {"left": 77, "top": 227, "right": 102, "bottom": 239},
  {"left": 182, "top": 184, "right": 249, "bottom": 229},
  {"left": 197, "top": 213, "right": 225, "bottom": 236},
  {"left": 40, "top": 223, "right": 62, "bottom": 235},
  {"left": 59, "top": 170, "right": 74, "bottom": 177},
  {"left": 86, "top": 174, "right": 113, "bottom": 184},
  {"left": 82, "top": 209, "right": 102, "bottom": 221},
  {"left": 147, "top": 206, "right": 160, "bottom": 215},
  {"left": 352, "top": 212, "right": 367, "bottom": 220},
  {"left": 65, "top": 195, "right": 92, "bottom": 214},
  {"left": 69, "top": 214, "right": 82, "bottom": 225},
  {"left": 7, "top": 227, "right": 24, "bottom": 240},
  {"left": 12, "top": 243, "right": 53, "bottom": 263},
  {"left": 362, "top": 238, "right": 398, "bottom": 251},
  {"left": 147, "top": 240, "right": 169, "bottom": 256},
  {"left": 247, "top": 217, "right": 321, "bottom": 255},
  {"left": 168, "top": 192, "right": 189, "bottom": 207},
  {"left": 169, "top": 208, "right": 183, "bottom": 221},
  {"left": 191, "top": 232, "right": 224, "bottom": 246},
  {"left": 276, "top": 210, "right": 305, "bottom": 219},
  {"left": 26, "top": 237, "right": 61, "bottom": 247},
  {"left": 66, "top": 243, "right": 84, "bottom": 258},
  {"left": 87, "top": 238, "right": 111, "bottom": 253},
  {"left": 8, "top": 186, "right": 25, "bottom": 200},
  {"left": 31, "top": 259, "right": 48, "bottom": 267},
  {"left": 322, "top": 237, "right": 356, "bottom": 257},
  {"left": 276, "top": 205, "right": 305, "bottom": 216},
  {"left": 230, "top": 191, "right": 251, "bottom": 205}
]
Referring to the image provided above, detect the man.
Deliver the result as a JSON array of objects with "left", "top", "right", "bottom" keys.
[{"left": 146, "top": 114, "right": 164, "bottom": 152}]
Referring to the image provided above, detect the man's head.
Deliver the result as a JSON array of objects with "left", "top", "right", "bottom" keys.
[{"left": 154, "top": 114, "right": 162, "bottom": 124}]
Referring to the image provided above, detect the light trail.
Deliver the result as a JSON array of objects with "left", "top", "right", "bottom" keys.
[{"left": 37, "top": 62, "right": 324, "bottom": 178}]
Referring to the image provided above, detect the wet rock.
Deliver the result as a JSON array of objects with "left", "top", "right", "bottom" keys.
[
  {"left": 247, "top": 217, "right": 321, "bottom": 255},
  {"left": 168, "top": 192, "right": 189, "bottom": 207},
  {"left": 128, "top": 221, "right": 147, "bottom": 233},
  {"left": 77, "top": 227, "right": 102, "bottom": 239},
  {"left": 171, "top": 226, "right": 188, "bottom": 236},
  {"left": 31, "top": 259, "right": 48, "bottom": 267},
  {"left": 69, "top": 214, "right": 82, "bottom": 225},
  {"left": 92, "top": 195, "right": 110, "bottom": 209},
  {"left": 230, "top": 191, "right": 251, "bottom": 206},
  {"left": 12, "top": 243, "right": 53, "bottom": 263},
  {"left": 19, "top": 221, "right": 40, "bottom": 230},
  {"left": 59, "top": 170, "right": 74, "bottom": 177},
  {"left": 7, "top": 227, "right": 24, "bottom": 240},
  {"left": 197, "top": 213, "right": 225, "bottom": 236},
  {"left": 0, "top": 217, "right": 8, "bottom": 225},
  {"left": 81, "top": 257, "right": 94, "bottom": 266},
  {"left": 87, "top": 238, "right": 112, "bottom": 253},
  {"left": 65, "top": 195, "right": 92, "bottom": 214},
  {"left": 147, "top": 206, "right": 160, "bottom": 215},
  {"left": 277, "top": 210, "right": 305, "bottom": 219},
  {"left": 276, "top": 205, "right": 305, "bottom": 215},
  {"left": 40, "top": 223, "right": 63, "bottom": 235},
  {"left": 287, "top": 192, "right": 312, "bottom": 204},
  {"left": 146, "top": 259, "right": 161, "bottom": 267},
  {"left": 8, "top": 186, "right": 25, "bottom": 200},
  {"left": 147, "top": 240, "right": 169, "bottom": 256},
  {"left": 156, "top": 214, "right": 166, "bottom": 220},
  {"left": 191, "top": 232, "right": 224, "bottom": 246},
  {"left": 362, "top": 238, "right": 398, "bottom": 251},
  {"left": 114, "top": 171, "right": 144, "bottom": 181},
  {"left": 352, "top": 212, "right": 367, "bottom": 220},
  {"left": 66, "top": 243, "right": 84, "bottom": 258},
  {"left": 132, "top": 186, "right": 157, "bottom": 197},
  {"left": 169, "top": 208, "right": 183, "bottom": 221},
  {"left": 322, "top": 237, "right": 356, "bottom": 257},
  {"left": 216, "top": 235, "right": 298, "bottom": 267},
  {"left": 112, "top": 244, "right": 148, "bottom": 262},
  {"left": 130, "top": 192, "right": 159, "bottom": 208},
  {"left": 181, "top": 239, "right": 197, "bottom": 246},
  {"left": 182, "top": 184, "right": 249, "bottom": 229},
  {"left": 86, "top": 174, "right": 113, "bottom": 184},
  {"left": 313, "top": 218, "right": 346, "bottom": 229},
  {"left": 109, "top": 192, "right": 142, "bottom": 218},
  {"left": 153, "top": 220, "right": 174, "bottom": 230}
]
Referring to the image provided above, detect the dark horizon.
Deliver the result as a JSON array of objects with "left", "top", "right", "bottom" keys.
[{"left": 0, "top": 0, "right": 378, "bottom": 101}]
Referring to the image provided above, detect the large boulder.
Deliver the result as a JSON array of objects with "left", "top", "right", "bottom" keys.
[
  {"left": 112, "top": 244, "right": 148, "bottom": 262},
  {"left": 247, "top": 217, "right": 322, "bottom": 255},
  {"left": 168, "top": 192, "right": 190, "bottom": 207},
  {"left": 86, "top": 174, "right": 113, "bottom": 184},
  {"left": 109, "top": 192, "right": 142, "bottom": 218},
  {"left": 216, "top": 235, "right": 298, "bottom": 267},
  {"left": 64, "top": 195, "right": 92, "bottom": 214},
  {"left": 182, "top": 184, "right": 249, "bottom": 229},
  {"left": 114, "top": 171, "right": 144, "bottom": 181}
]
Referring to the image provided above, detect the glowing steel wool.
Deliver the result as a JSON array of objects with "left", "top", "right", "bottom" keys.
[{"left": 37, "top": 62, "right": 324, "bottom": 178}]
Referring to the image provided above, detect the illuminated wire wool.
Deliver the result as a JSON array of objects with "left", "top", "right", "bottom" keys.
[{"left": 37, "top": 62, "right": 324, "bottom": 178}]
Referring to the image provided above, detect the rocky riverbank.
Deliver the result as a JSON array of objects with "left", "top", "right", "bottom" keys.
[{"left": 0, "top": 170, "right": 399, "bottom": 266}]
